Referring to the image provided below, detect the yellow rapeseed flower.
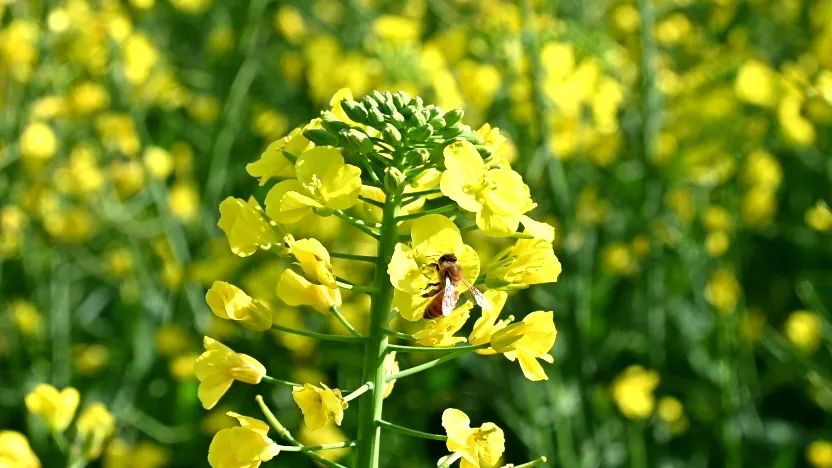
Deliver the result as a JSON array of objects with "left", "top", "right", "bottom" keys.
[
  {"left": 277, "top": 269, "right": 342, "bottom": 314},
  {"left": 485, "top": 238, "right": 561, "bottom": 290},
  {"left": 372, "top": 15, "right": 421, "bottom": 43},
  {"left": 412, "top": 303, "right": 473, "bottom": 347},
  {"left": 246, "top": 127, "right": 310, "bottom": 185},
  {"left": 265, "top": 147, "right": 362, "bottom": 224},
  {"left": 24, "top": 384, "right": 80, "bottom": 431},
  {"left": 194, "top": 337, "right": 267, "bottom": 409},
  {"left": 657, "top": 396, "right": 688, "bottom": 434},
  {"left": 142, "top": 146, "right": 174, "bottom": 179},
  {"left": 0, "top": 431, "right": 40, "bottom": 468},
  {"left": 806, "top": 200, "right": 832, "bottom": 232},
  {"left": 441, "top": 408, "right": 505, "bottom": 468},
  {"left": 785, "top": 310, "right": 822, "bottom": 354},
  {"left": 705, "top": 269, "right": 741, "bottom": 314},
  {"left": 468, "top": 290, "right": 511, "bottom": 354},
  {"left": 298, "top": 424, "right": 350, "bottom": 463},
  {"left": 292, "top": 383, "right": 347, "bottom": 430},
  {"left": 20, "top": 122, "right": 58, "bottom": 162},
  {"left": 285, "top": 236, "right": 337, "bottom": 288},
  {"left": 611, "top": 365, "right": 659, "bottom": 420},
  {"left": 735, "top": 59, "right": 778, "bottom": 107},
  {"left": 208, "top": 412, "right": 280, "bottom": 468},
  {"left": 104, "top": 439, "right": 169, "bottom": 468},
  {"left": 498, "top": 311, "right": 557, "bottom": 381},
  {"left": 76, "top": 403, "right": 116, "bottom": 459},
  {"left": 206, "top": 281, "right": 272, "bottom": 331},
  {"left": 217, "top": 197, "right": 280, "bottom": 257},
  {"left": 808, "top": 440, "right": 832, "bottom": 468},
  {"left": 440, "top": 140, "right": 535, "bottom": 237},
  {"left": 10, "top": 300, "right": 42, "bottom": 337},
  {"left": 388, "top": 214, "right": 481, "bottom": 321}
]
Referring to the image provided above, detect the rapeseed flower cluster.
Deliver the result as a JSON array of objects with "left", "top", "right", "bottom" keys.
[{"left": 201, "top": 88, "right": 558, "bottom": 467}]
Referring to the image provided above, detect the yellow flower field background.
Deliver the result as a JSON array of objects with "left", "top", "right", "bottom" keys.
[{"left": 1, "top": 0, "right": 831, "bottom": 467}]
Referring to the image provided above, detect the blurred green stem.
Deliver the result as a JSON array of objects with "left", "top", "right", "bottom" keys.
[
  {"left": 627, "top": 424, "right": 647, "bottom": 468},
  {"left": 271, "top": 322, "right": 365, "bottom": 343}
]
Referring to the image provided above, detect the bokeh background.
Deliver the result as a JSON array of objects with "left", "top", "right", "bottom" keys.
[{"left": 2, "top": 0, "right": 832, "bottom": 466}]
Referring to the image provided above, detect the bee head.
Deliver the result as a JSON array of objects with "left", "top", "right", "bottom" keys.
[{"left": 438, "top": 253, "right": 457, "bottom": 263}]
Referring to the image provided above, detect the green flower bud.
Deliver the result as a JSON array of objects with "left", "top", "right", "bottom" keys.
[
  {"left": 321, "top": 114, "right": 351, "bottom": 133},
  {"left": 368, "top": 108, "right": 385, "bottom": 126},
  {"left": 443, "top": 108, "right": 464, "bottom": 126},
  {"left": 303, "top": 128, "right": 339, "bottom": 147},
  {"left": 342, "top": 129, "right": 374, "bottom": 153},
  {"left": 341, "top": 100, "right": 369, "bottom": 123},
  {"left": 407, "top": 123, "right": 433, "bottom": 142},
  {"left": 382, "top": 124, "right": 402, "bottom": 144},
  {"left": 391, "top": 111, "right": 406, "bottom": 125}
]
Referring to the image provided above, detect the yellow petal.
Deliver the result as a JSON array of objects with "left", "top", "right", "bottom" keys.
[{"left": 198, "top": 374, "right": 233, "bottom": 410}]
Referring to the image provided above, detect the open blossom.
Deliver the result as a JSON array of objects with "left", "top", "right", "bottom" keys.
[
  {"left": 469, "top": 293, "right": 557, "bottom": 381},
  {"left": 292, "top": 383, "right": 347, "bottom": 430},
  {"left": 194, "top": 337, "right": 266, "bottom": 409},
  {"left": 24, "top": 384, "right": 80, "bottom": 432},
  {"left": 485, "top": 238, "right": 562, "bottom": 290},
  {"left": 440, "top": 139, "right": 535, "bottom": 237},
  {"left": 208, "top": 412, "right": 280, "bottom": 468},
  {"left": 246, "top": 126, "right": 311, "bottom": 185},
  {"left": 441, "top": 408, "right": 505, "bottom": 468},
  {"left": 217, "top": 197, "right": 280, "bottom": 257},
  {"left": 499, "top": 311, "right": 557, "bottom": 381},
  {"left": 206, "top": 281, "right": 272, "bottom": 331},
  {"left": 264, "top": 147, "right": 361, "bottom": 224},
  {"left": 388, "top": 214, "right": 481, "bottom": 321},
  {"left": 0, "top": 431, "right": 40, "bottom": 468}
]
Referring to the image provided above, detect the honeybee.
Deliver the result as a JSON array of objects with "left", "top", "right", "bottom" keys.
[{"left": 422, "top": 253, "right": 491, "bottom": 319}]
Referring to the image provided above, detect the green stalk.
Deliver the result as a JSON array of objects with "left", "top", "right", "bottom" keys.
[{"left": 355, "top": 193, "right": 400, "bottom": 467}]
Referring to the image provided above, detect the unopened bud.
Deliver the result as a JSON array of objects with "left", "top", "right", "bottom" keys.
[
  {"left": 443, "top": 108, "right": 464, "bottom": 126},
  {"left": 382, "top": 124, "right": 402, "bottom": 144},
  {"left": 341, "top": 100, "right": 368, "bottom": 123},
  {"left": 303, "top": 128, "right": 339, "bottom": 147}
]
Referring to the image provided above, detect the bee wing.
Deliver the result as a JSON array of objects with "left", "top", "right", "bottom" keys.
[
  {"left": 461, "top": 276, "right": 492, "bottom": 311},
  {"left": 441, "top": 276, "right": 457, "bottom": 316}
]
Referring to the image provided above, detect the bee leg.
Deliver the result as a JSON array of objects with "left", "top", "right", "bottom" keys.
[{"left": 421, "top": 288, "right": 440, "bottom": 298}]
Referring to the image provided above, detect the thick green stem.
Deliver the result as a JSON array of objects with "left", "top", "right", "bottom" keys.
[{"left": 355, "top": 194, "right": 400, "bottom": 467}]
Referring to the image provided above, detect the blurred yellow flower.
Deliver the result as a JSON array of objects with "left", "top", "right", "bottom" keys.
[
  {"left": 96, "top": 113, "right": 141, "bottom": 157},
  {"left": 188, "top": 95, "right": 221, "bottom": 124},
  {"left": 194, "top": 337, "right": 267, "bottom": 409},
  {"left": 611, "top": 365, "right": 659, "bottom": 420},
  {"left": 735, "top": 59, "right": 778, "bottom": 107},
  {"left": 10, "top": 300, "right": 41, "bottom": 337},
  {"left": 808, "top": 440, "right": 832, "bottom": 468},
  {"left": 298, "top": 424, "right": 351, "bottom": 462},
  {"left": 70, "top": 81, "right": 110, "bottom": 115},
  {"left": 20, "top": 122, "right": 58, "bottom": 162},
  {"left": 806, "top": 200, "right": 832, "bottom": 232},
  {"left": 0, "top": 20, "right": 39, "bottom": 82},
  {"left": 373, "top": 15, "right": 421, "bottom": 43},
  {"left": 441, "top": 140, "right": 534, "bottom": 237},
  {"left": 142, "top": 146, "right": 174, "bottom": 179},
  {"left": 122, "top": 32, "right": 159, "bottom": 86},
  {"left": 657, "top": 396, "right": 688, "bottom": 435},
  {"left": 705, "top": 269, "right": 741, "bottom": 314},
  {"left": 602, "top": 243, "right": 636, "bottom": 275},
  {"left": 206, "top": 281, "right": 272, "bottom": 331},
  {"left": 168, "top": 182, "right": 200, "bottom": 222},
  {"left": 73, "top": 344, "right": 110, "bottom": 375},
  {"left": 485, "top": 238, "right": 561, "bottom": 290},
  {"left": 104, "top": 439, "right": 169, "bottom": 468},
  {"left": 382, "top": 351, "right": 399, "bottom": 399},
  {"left": 705, "top": 231, "right": 730, "bottom": 257},
  {"left": 785, "top": 310, "right": 823, "bottom": 354},
  {"left": 251, "top": 109, "right": 288, "bottom": 141},
  {"left": 441, "top": 408, "right": 505, "bottom": 468},
  {"left": 217, "top": 197, "right": 280, "bottom": 257},
  {"left": 25, "top": 384, "right": 80, "bottom": 431},
  {"left": 292, "top": 383, "right": 347, "bottom": 430},
  {"left": 208, "top": 412, "right": 280, "bottom": 468},
  {"left": 169, "top": 353, "right": 197, "bottom": 380},
  {"left": 0, "top": 431, "right": 40, "bottom": 468},
  {"left": 274, "top": 5, "right": 306, "bottom": 43},
  {"left": 76, "top": 403, "right": 116, "bottom": 459}
]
